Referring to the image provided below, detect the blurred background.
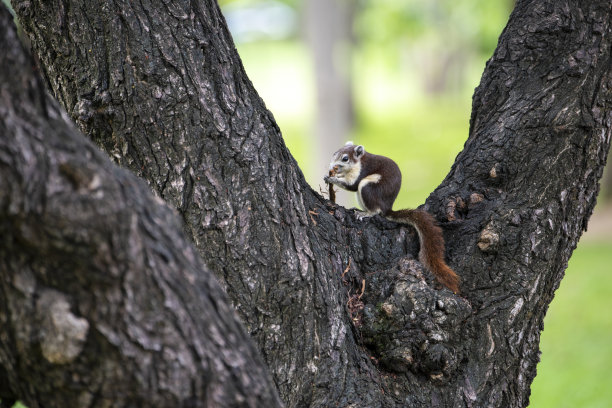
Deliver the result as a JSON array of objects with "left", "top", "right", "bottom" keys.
[
  {"left": 2, "top": 0, "right": 610, "bottom": 406},
  {"left": 219, "top": 0, "right": 612, "bottom": 407}
]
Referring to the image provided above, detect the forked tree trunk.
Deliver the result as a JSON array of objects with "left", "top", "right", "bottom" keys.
[{"left": 2, "top": 0, "right": 612, "bottom": 407}]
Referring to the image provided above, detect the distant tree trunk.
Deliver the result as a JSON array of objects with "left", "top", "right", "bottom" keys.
[
  {"left": 419, "top": 0, "right": 466, "bottom": 95},
  {"left": 304, "top": 0, "right": 355, "bottom": 193},
  {"left": 602, "top": 164, "right": 612, "bottom": 199},
  {"left": 3, "top": 0, "right": 612, "bottom": 407}
]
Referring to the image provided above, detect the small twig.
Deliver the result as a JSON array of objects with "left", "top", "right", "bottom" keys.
[
  {"left": 340, "top": 258, "right": 352, "bottom": 285},
  {"left": 340, "top": 258, "right": 352, "bottom": 279},
  {"left": 347, "top": 281, "right": 365, "bottom": 328},
  {"left": 358, "top": 279, "right": 366, "bottom": 300},
  {"left": 328, "top": 183, "right": 336, "bottom": 203},
  {"left": 308, "top": 210, "right": 318, "bottom": 225},
  {"left": 327, "top": 168, "right": 337, "bottom": 203}
]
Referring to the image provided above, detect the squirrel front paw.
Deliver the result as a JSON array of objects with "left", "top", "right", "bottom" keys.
[{"left": 324, "top": 175, "right": 340, "bottom": 185}]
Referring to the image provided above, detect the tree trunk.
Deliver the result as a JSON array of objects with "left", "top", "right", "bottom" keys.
[
  {"left": 304, "top": 0, "right": 355, "bottom": 187},
  {"left": 4, "top": 0, "right": 612, "bottom": 407},
  {"left": 0, "top": 6, "right": 281, "bottom": 407}
]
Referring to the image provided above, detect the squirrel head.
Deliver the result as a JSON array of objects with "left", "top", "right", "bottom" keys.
[{"left": 328, "top": 143, "right": 365, "bottom": 183}]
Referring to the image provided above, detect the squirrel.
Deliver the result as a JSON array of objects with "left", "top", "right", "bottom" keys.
[{"left": 324, "top": 142, "right": 460, "bottom": 294}]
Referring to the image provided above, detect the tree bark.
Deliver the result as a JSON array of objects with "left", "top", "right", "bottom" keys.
[
  {"left": 5, "top": 0, "right": 612, "bottom": 407},
  {"left": 0, "top": 6, "right": 281, "bottom": 407}
]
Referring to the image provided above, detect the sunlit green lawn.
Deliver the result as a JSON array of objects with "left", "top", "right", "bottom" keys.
[
  {"left": 529, "top": 240, "right": 612, "bottom": 408},
  {"left": 238, "top": 40, "right": 612, "bottom": 407}
]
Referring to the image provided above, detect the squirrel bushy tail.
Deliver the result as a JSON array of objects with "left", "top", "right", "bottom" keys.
[{"left": 386, "top": 209, "right": 460, "bottom": 294}]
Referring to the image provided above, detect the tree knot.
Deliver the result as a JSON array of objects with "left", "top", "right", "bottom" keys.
[
  {"left": 358, "top": 259, "right": 472, "bottom": 379},
  {"left": 37, "top": 290, "right": 89, "bottom": 364},
  {"left": 478, "top": 222, "right": 500, "bottom": 253}
]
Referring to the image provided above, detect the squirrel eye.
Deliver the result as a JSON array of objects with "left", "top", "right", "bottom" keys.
[{"left": 341, "top": 155, "right": 349, "bottom": 162}]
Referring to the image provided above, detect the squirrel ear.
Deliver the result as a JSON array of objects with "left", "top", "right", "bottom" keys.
[
  {"left": 345, "top": 141, "right": 354, "bottom": 146},
  {"left": 354, "top": 145, "right": 365, "bottom": 157}
]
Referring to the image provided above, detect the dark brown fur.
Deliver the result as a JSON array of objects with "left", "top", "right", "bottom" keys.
[
  {"left": 326, "top": 144, "right": 460, "bottom": 293},
  {"left": 356, "top": 153, "right": 401, "bottom": 215}
]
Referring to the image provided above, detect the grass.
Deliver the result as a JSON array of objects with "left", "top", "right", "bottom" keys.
[{"left": 529, "top": 240, "right": 612, "bottom": 408}]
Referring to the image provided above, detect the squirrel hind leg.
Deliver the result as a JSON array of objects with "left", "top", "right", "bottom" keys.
[
  {"left": 355, "top": 208, "right": 381, "bottom": 221},
  {"left": 359, "top": 181, "right": 393, "bottom": 215}
]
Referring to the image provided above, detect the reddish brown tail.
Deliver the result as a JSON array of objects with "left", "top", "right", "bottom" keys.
[{"left": 387, "top": 209, "right": 460, "bottom": 294}]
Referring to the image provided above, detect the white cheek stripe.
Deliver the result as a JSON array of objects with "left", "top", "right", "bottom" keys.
[
  {"left": 342, "top": 161, "right": 361, "bottom": 184},
  {"left": 357, "top": 173, "right": 381, "bottom": 213}
]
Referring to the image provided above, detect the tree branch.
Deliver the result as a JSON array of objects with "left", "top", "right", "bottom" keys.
[{"left": 425, "top": 0, "right": 612, "bottom": 404}]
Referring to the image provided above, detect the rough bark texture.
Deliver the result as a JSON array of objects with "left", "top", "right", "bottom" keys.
[
  {"left": 426, "top": 1, "right": 612, "bottom": 404},
  {"left": 4, "top": 0, "right": 612, "bottom": 407},
  {"left": 0, "top": 7, "right": 282, "bottom": 407}
]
